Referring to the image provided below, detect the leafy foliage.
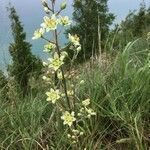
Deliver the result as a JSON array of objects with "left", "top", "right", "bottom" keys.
[{"left": 67, "top": 0, "right": 115, "bottom": 61}]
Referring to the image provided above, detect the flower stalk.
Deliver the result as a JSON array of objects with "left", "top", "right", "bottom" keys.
[{"left": 32, "top": 0, "right": 96, "bottom": 145}]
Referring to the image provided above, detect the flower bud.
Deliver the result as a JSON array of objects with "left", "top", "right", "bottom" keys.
[
  {"left": 67, "top": 134, "right": 71, "bottom": 138},
  {"left": 77, "top": 46, "right": 81, "bottom": 52},
  {"left": 44, "top": 7, "right": 50, "bottom": 14},
  {"left": 71, "top": 135, "right": 76, "bottom": 139},
  {"left": 80, "top": 132, "right": 84, "bottom": 135},
  {"left": 60, "top": 1, "right": 67, "bottom": 10},
  {"left": 72, "top": 140, "right": 77, "bottom": 144},
  {"left": 41, "top": 0, "right": 48, "bottom": 7},
  {"left": 42, "top": 76, "right": 47, "bottom": 80},
  {"left": 43, "top": 62, "right": 48, "bottom": 66},
  {"left": 76, "top": 76, "right": 79, "bottom": 79},
  {"left": 77, "top": 113, "right": 82, "bottom": 116},
  {"left": 71, "top": 84, "right": 74, "bottom": 88}
]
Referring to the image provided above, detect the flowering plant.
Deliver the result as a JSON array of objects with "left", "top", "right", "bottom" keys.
[{"left": 32, "top": 0, "right": 96, "bottom": 145}]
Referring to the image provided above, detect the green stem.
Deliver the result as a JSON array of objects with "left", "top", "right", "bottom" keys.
[
  {"left": 54, "top": 29, "right": 71, "bottom": 112},
  {"left": 51, "top": 1, "right": 71, "bottom": 112}
]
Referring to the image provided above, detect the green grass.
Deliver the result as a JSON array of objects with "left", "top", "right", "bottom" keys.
[{"left": 0, "top": 38, "right": 150, "bottom": 149}]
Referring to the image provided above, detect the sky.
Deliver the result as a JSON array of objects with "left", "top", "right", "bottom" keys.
[
  {"left": 7, "top": 0, "right": 150, "bottom": 23},
  {"left": 108, "top": 0, "right": 150, "bottom": 23},
  {"left": 0, "top": 0, "right": 150, "bottom": 72},
  {"left": 1, "top": 0, "right": 149, "bottom": 26}
]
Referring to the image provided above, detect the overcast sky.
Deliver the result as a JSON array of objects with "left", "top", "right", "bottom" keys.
[
  {"left": 1, "top": 0, "right": 150, "bottom": 24},
  {"left": 108, "top": 0, "right": 150, "bottom": 23},
  {"left": 0, "top": 0, "right": 150, "bottom": 71}
]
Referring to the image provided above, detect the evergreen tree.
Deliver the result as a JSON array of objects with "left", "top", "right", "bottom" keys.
[
  {"left": 67, "top": 0, "right": 115, "bottom": 61},
  {"left": 8, "top": 6, "right": 42, "bottom": 96}
]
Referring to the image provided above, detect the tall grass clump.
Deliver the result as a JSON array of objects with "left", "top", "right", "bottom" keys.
[
  {"left": 78, "top": 37, "right": 150, "bottom": 149},
  {"left": 0, "top": 33, "right": 150, "bottom": 150}
]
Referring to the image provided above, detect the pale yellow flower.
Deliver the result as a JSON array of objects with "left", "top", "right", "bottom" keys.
[
  {"left": 61, "top": 111, "right": 76, "bottom": 127},
  {"left": 48, "top": 52, "right": 64, "bottom": 71},
  {"left": 82, "top": 99, "right": 90, "bottom": 106},
  {"left": 67, "top": 90, "right": 74, "bottom": 96},
  {"left": 59, "top": 16, "right": 71, "bottom": 26},
  {"left": 72, "top": 129, "right": 79, "bottom": 134},
  {"left": 46, "top": 88, "right": 61, "bottom": 103},
  {"left": 41, "top": 15, "right": 58, "bottom": 31},
  {"left": 68, "top": 33, "right": 80, "bottom": 46},
  {"left": 42, "top": 76, "right": 51, "bottom": 82},
  {"left": 44, "top": 43, "right": 56, "bottom": 52},
  {"left": 85, "top": 108, "right": 96, "bottom": 118},
  {"left": 32, "top": 28, "right": 44, "bottom": 40}
]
